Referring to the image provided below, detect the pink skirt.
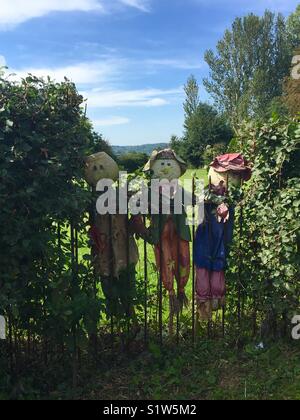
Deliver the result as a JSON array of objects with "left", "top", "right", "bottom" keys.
[{"left": 196, "top": 268, "right": 226, "bottom": 303}]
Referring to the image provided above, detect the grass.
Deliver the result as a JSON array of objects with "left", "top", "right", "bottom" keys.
[
  {"left": 2, "top": 334, "right": 300, "bottom": 400},
  {"left": 52, "top": 339, "right": 300, "bottom": 400},
  {"left": 181, "top": 168, "right": 208, "bottom": 184}
]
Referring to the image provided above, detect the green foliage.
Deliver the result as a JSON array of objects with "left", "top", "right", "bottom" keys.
[
  {"left": 282, "top": 73, "right": 300, "bottom": 117},
  {"left": 204, "top": 11, "right": 293, "bottom": 129},
  {"left": 228, "top": 116, "right": 300, "bottom": 333},
  {"left": 0, "top": 74, "right": 104, "bottom": 352},
  {"left": 287, "top": 5, "right": 300, "bottom": 49},
  {"left": 203, "top": 143, "right": 227, "bottom": 167},
  {"left": 53, "top": 340, "right": 300, "bottom": 400},
  {"left": 118, "top": 152, "right": 149, "bottom": 172},
  {"left": 90, "top": 131, "right": 115, "bottom": 158},
  {"left": 172, "top": 76, "right": 233, "bottom": 167}
]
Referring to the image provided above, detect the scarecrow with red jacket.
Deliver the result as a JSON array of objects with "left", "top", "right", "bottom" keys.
[{"left": 133, "top": 149, "right": 192, "bottom": 333}]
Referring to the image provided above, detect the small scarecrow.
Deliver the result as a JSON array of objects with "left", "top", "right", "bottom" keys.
[
  {"left": 194, "top": 153, "right": 252, "bottom": 320},
  {"left": 142, "top": 149, "right": 192, "bottom": 333},
  {"left": 84, "top": 152, "right": 139, "bottom": 320}
]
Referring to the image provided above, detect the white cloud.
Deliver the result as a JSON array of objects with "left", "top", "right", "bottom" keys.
[
  {"left": 0, "top": 0, "right": 104, "bottom": 29},
  {"left": 5, "top": 59, "right": 182, "bottom": 108},
  {"left": 145, "top": 58, "right": 203, "bottom": 70},
  {"left": 93, "top": 116, "right": 130, "bottom": 126},
  {"left": 9, "top": 59, "right": 123, "bottom": 86},
  {"left": 0, "top": 0, "right": 151, "bottom": 29},
  {"left": 119, "top": 0, "right": 150, "bottom": 12},
  {"left": 82, "top": 87, "right": 182, "bottom": 108},
  {"left": 5, "top": 54, "right": 184, "bottom": 109}
]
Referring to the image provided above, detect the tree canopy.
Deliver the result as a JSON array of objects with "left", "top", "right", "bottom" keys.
[
  {"left": 204, "top": 11, "right": 293, "bottom": 129},
  {"left": 171, "top": 76, "right": 233, "bottom": 167}
]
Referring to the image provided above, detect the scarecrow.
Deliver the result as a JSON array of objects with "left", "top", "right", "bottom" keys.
[
  {"left": 141, "top": 149, "right": 192, "bottom": 333},
  {"left": 84, "top": 152, "right": 139, "bottom": 320},
  {"left": 194, "top": 153, "right": 252, "bottom": 320}
]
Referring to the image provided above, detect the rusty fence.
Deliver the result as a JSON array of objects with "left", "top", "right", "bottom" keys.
[{"left": 2, "top": 176, "right": 247, "bottom": 387}]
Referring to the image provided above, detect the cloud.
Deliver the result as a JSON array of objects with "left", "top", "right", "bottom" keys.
[
  {"left": 5, "top": 52, "right": 185, "bottom": 110},
  {"left": 119, "top": 0, "right": 150, "bottom": 12},
  {"left": 0, "top": 0, "right": 104, "bottom": 29},
  {"left": 145, "top": 58, "right": 203, "bottom": 70},
  {"left": 93, "top": 116, "right": 130, "bottom": 127},
  {"left": 0, "top": 0, "right": 151, "bottom": 29},
  {"left": 5, "top": 58, "right": 183, "bottom": 108},
  {"left": 82, "top": 87, "right": 182, "bottom": 108},
  {"left": 9, "top": 59, "right": 123, "bottom": 86}
]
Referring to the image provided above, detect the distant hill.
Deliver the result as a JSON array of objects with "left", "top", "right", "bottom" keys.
[{"left": 112, "top": 143, "right": 169, "bottom": 156}]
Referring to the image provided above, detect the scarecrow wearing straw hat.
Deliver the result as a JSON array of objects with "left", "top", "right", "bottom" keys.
[
  {"left": 84, "top": 152, "right": 139, "bottom": 320},
  {"left": 142, "top": 149, "right": 192, "bottom": 334},
  {"left": 194, "top": 153, "right": 252, "bottom": 321}
]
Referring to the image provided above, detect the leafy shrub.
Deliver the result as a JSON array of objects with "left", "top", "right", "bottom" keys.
[
  {"left": 0, "top": 72, "right": 103, "bottom": 353},
  {"left": 118, "top": 152, "right": 149, "bottom": 173},
  {"left": 227, "top": 116, "right": 300, "bottom": 337}
]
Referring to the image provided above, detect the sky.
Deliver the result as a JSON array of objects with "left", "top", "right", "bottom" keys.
[{"left": 0, "top": 0, "right": 299, "bottom": 146}]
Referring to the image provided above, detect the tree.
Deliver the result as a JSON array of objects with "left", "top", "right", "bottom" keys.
[
  {"left": 171, "top": 76, "right": 233, "bottom": 168},
  {"left": 89, "top": 131, "right": 115, "bottom": 158},
  {"left": 204, "top": 11, "right": 293, "bottom": 129},
  {"left": 287, "top": 4, "right": 300, "bottom": 49},
  {"left": 203, "top": 143, "right": 228, "bottom": 167},
  {"left": 118, "top": 152, "right": 149, "bottom": 173},
  {"left": 282, "top": 75, "right": 300, "bottom": 116},
  {"left": 184, "top": 102, "right": 232, "bottom": 167},
  {"left": 183, "top": 75, "right": 200, "bottom": 127}
]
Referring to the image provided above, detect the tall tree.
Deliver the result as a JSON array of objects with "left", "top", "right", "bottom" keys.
[
  {"left": 204, "top": 11, "right": 293, "bottom": 129},
  {"left": 183, "top": 75, "right": 200, "bottom": 127},
  {"left": 172, "top": 76, "right": 233, "bottom": 168},
  {"left": 183, "top": 102, "right": 232, "bottom": 167},
  {"left": 287, "top": 4, "right": 300, "bottom": 49}
]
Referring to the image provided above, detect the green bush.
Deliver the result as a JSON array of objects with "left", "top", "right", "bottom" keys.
[
  {"left": 0, "top": 72, "right": 103, "bottom": 353},
  {"left": 227, "top": 116, "right": 300, "bottom": 336},
  {"left": 118, "top": 152, "right": 149, "bottom": 173}
]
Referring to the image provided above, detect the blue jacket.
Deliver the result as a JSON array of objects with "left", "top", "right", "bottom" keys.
[{"left": 194, "top": 203, "right": 235, "bottom": 272}]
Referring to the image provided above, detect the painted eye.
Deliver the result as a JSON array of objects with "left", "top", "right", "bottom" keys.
[
  {"left": 161, "top": 162, "right": 165, "bottom": 166},
  {"left": 167, "top": 163, "right": 171, "bottom": 167}
]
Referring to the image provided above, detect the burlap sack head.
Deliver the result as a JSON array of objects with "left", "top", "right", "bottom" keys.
[{"left": 84, "top": 152, "right": 119, "bottom": 187}]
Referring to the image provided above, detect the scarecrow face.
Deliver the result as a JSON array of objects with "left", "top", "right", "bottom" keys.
[
  {"left": 151, "top": 158, "right": 182, "bottom": 181},
  {"left": 85, "top": 152, "right": 119, "bottom": 187}
]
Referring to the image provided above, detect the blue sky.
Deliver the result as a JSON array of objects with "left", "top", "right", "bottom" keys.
[{"left": 0, "top": 0, "right": 299, "bottom": 146}]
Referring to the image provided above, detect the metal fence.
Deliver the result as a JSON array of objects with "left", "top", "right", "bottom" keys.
[{"left": 2, "top": 176, "right": 247, "bottom": 389}]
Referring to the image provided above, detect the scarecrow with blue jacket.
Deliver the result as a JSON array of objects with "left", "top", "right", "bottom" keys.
[{"left": 194, "top": 153, "right": 252, "bottom": 320}]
